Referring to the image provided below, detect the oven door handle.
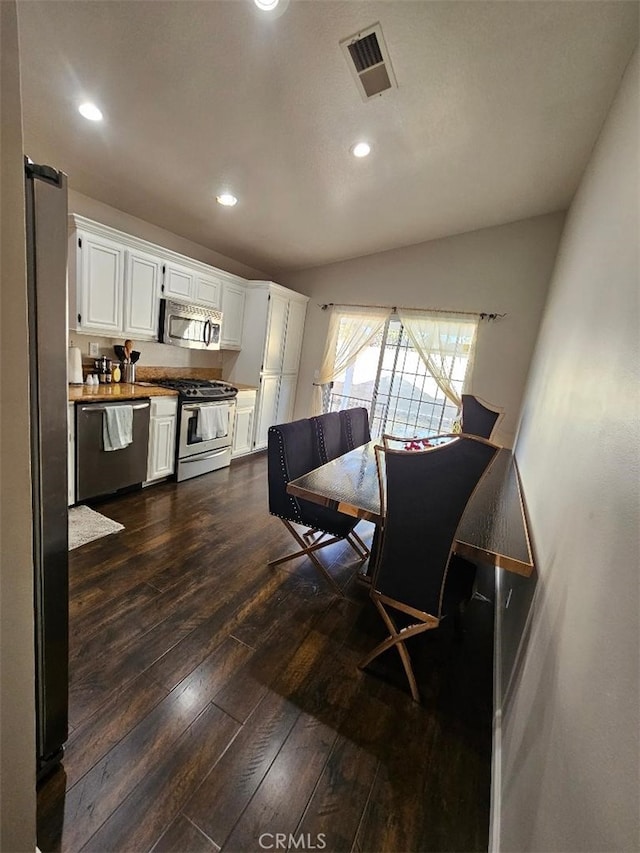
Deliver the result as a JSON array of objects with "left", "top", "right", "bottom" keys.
[
  {"left": 181, "top": 449, "right": 229, "bottom": 463},
  {"left": 182, "top": 402, "right": 234, "bottom": 412}
]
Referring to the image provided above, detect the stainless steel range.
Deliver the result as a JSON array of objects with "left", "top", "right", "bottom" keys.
[{"left": 154, "top": 378, "right": 238, "bottom": 481}]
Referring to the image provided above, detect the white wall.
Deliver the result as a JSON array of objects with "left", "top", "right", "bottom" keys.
[
  {"left": 500, "top": 48, "right": 639, "bottom": 852},
  {"left": 280, "top": 212, "right": 565, "bottom": 447},
  {"left": 0, "top": 1, "right": 37, "bottom": 850}
]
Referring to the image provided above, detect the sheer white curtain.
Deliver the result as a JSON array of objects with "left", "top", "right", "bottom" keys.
[
  {"left": 313, "top": 306, "right": 392, "bottom": 415},
  {"left": 396, "top": 309, "right": 479, "bottom": 410}
]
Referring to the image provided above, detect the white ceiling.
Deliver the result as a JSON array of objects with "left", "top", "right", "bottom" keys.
[{"left": 17, "top": 1, "right": 638, "bottom": 274}]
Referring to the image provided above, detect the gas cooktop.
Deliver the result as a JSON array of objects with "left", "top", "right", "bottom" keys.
[{"left": 154, "top": 378, "right": 238, "bottom": 400}]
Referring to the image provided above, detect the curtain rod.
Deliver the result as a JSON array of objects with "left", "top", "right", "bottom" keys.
[{"left": 318, "top": 302, "right": 506, "bottom": 320}]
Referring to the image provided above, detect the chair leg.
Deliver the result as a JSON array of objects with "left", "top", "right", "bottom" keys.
[
  {"left": 270, "top": 519, "right": 344, "bottom": 596},
  {"left": 359, "top": 599, "right": 434, "bottom": 702},
  {"left": 351, "top": 529, "right": 370, "bottom": 556},
  {"left": 347, "top": 533, "right": 369, "bottom": 563}
]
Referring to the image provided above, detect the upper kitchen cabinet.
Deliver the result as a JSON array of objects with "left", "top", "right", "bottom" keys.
[
  {"left": 69, "top": 216, "right": 160, "bottom": 339},
  {"left": 220, "top": 281, "right": 246, "bottom": 350},
  {"left": 162, "top": 261, "right": 222, "bottom": 309},
  {"left": 124, "top": 248, "right": 163, "bottom": 339},
  {"left": 68, "top": 216, "right": 247, "bottom": 346}
]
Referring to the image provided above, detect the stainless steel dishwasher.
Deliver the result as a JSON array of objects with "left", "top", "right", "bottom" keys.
[{"left": 75, "top": 399, "right": 150, "bottom": 501}]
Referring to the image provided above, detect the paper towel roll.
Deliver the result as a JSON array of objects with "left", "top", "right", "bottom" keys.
[{"left": 68, "top": 346, "right": 83, "bottom": 385}]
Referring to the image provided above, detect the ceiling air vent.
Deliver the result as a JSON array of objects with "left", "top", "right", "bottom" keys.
[{"left": 340, "top": 23, "right": 397, "bottom": 102}]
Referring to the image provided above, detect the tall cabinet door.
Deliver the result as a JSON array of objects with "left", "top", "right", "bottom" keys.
[
  {"left": 262, "top": 293, "right": 289, "bottom": 372},
  {"left": 276, "top": 374, "right": 298, "bottom": 424},
  {"left": 124, "top": 249, "right": 162, "bottom": 339},
  {"left": 78, "top": 233, "right": 124, "bottom": 333},
  {"left": 282, "top": 299, "right": 307, "bottom": 374},
  {"left": 254, "top": 374, "right": 281, "bottom": 450}
]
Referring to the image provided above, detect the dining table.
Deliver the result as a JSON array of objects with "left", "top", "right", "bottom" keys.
[{"left": 286, "top": 439, "right": 534, "bottom": 577}]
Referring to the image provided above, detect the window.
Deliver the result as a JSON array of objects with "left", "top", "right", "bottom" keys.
[{"left": 324, "top": 314, "right": 474, "bottom": 438}]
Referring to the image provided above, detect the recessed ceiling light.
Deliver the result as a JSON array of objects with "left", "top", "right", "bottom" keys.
[
  {"left": 216, "top": 193, "right": 238, "bottom": 207},
  {"left": 254, "top": 0, "right": 279, "bottom": 10},
  {"left": 78, "top": 102, "right": 103, "bottom": 122},
  {"left": 351, "top": 142, "right": 371, "bottom": 158}
]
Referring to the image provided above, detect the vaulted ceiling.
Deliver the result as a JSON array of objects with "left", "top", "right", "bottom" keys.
[{"left": 17, "top": 1, "right": 638, "bottom": 273}]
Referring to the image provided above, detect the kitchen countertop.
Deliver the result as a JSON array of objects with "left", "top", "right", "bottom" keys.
[
  {"left": 68, "top": 381, "right": 257, "bottom": 402},
  {"left": 68, "top": 383, "right": 178, "bottom": 402}
]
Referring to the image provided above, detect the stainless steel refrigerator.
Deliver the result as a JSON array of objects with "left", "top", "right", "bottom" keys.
[{"left": 24, "top": 158, "right": 69, "bottom": 779}]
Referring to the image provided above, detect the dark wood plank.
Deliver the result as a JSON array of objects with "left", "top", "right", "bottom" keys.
[
  {"left": 64, "top": 671, "right": 169, "bottom": 788},
  {"left": 151, "top": 815, "right": 220, "bottom": 853},
  {"left": 184, "top": 691, "right": 301, "bottom": 847},
  {"left": 82, "top": 704, "right": 239, "bottom": 852},
  {"left": 294, "top": 735, "right": 378, "bottom": 852},
  {"left": 221, "top": 712, "right": 337, "bottom": 852}
]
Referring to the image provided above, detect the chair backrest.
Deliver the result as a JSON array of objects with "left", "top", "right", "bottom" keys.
[
  {"left": 311, "top": 411, "right": 345, "bottom": 464},
  {"left": 461, "top": 394, "right": 501, "bottom": 440},
  {"left": 267, "top": 418, "right": 356, "bottom": 537},
  {"left": 373, "top": 435, "right": 498, "bottom": 618},
  {"left": 339, "top": 407, "right": 371, "bottom": 451}
]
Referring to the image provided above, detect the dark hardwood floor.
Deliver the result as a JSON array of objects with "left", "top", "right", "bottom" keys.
[{"left": 38, "top": 452, "right": 495, "bottom": 852}]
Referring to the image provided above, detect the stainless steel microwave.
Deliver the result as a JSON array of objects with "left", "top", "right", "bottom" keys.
[{"left": 159, "top": 299, "right": 222, "bottom": 350}]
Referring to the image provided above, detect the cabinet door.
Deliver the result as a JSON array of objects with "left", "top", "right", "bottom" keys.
[
  {"left": 78, "top": 232, "right": 124, "bottom": 333},
  {"left": 194, "top": 274, "right": 221, "bottom": 308},
  {"left": 276, "top": 373, "right": 297, "bottom": 425},
  {"left": 231, "top": 392, "right": 256, "bottom": 456},
  {"left": 254, "top": 374, "right": 281, "bottom": 450},
  {"left": 282, "top": 299, "right": 307, "bottom": 374},
  {"left": 146, "top": 396, "right": 177, "bottom": 482},
  {"left": 163, "top": 262, "right": 194, "bottom": 302},
  {"left": 263, "top": 293, "right": 288, "bottom": 372},
  {"left": 124, "top": 249, "right": 162, "bottom": 340},
  {"left": 220, "top": 282, "right": 246, "bottom": 349}
]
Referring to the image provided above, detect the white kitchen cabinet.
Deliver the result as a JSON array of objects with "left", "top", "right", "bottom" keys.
[
  {"left": 281, "top": 298, "right": 306, "bottom": 374},
  {"left": 232, "top": 389, "right": 257, "bottom": 457},
  {"left": 220, "top": 282, "right": 246, "bottom": 349},
  {"left": 76, "top": 231, "right": 124, "bottom": 334},
  {"left": 145, "top": 396, "right": 178, "bottom": 483},
  {"left": 162, "top": 261, "right": 193, "bottom": 302},
  {"left": 262, "top": 292, "right": 288, "bottom": 372},
  {"left": 194, "top": 273, "right": 221, "bottom": 308},
  {"left": 224, "top": 282, "right": 308, "bottom": 451},
  {"left": 69, "top": 216, "right": 247, "bottom": 341},
  {"left": 124, "top": 248, "right": 162, "bottom": 339},
  {"left": 275, "top": 373, "right": 297, "bottom": 424},
  {"left": 68, "top": 403, "right": 75, "bottom": 506},
  {"left": 254, "top": 374, "right": 282, "bottom": 451}
]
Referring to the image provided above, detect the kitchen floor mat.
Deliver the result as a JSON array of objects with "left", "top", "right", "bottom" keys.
[{"left": 68, "top": 505, "right": 124, "bottom": 550}]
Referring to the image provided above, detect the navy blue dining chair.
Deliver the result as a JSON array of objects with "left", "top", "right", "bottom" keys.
[
  {"left": 360, "top": 434, "right": 498, "bottom": 701},
  {"left": 267, "top": 418, "right": 368, "bottom": 594}
]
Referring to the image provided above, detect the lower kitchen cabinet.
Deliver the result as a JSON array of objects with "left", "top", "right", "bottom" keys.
[
  {"left": 146, "top": 396, "right": 178, "bottom": 483},
  {"left": 232, "top": 389, "right": 257, "bottom": 458}
]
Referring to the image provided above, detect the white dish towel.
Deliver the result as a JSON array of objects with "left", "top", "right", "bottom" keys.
[
  {"left": 197, "top": 405, "right": 229, "bottom": 440},
  {"left": 103, "top": 405, "right": 133, "bottom": 451}
]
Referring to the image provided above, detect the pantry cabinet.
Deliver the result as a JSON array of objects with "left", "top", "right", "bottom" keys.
[
  {"left": 223, "top": 281, "right": 308, "bottom": 451},
  {"left": 145, "top": 396, "right": 178, "bottom": 483},
  {"left": 68, "top": 216, "right": 246, "bottom": 346}
]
